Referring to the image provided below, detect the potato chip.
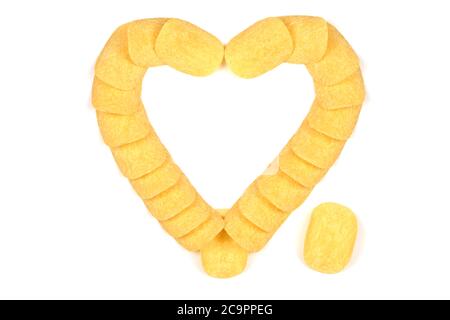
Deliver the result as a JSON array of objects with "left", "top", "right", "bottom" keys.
[
  {"left": 177, "top": 213, "right": 224, "bottom": 251},
  {"left": 278, "top": 147, "right": 327, "bottom": 188},
  {"left": 155, "top": 19, "right": 224, "bottom": 76},
  {"left": 144, "top": 175, "right": 197, "bottom": 221},
  {"left": 315, "top": 70, "right": 365, "bottom": 109},
  {"left": 95, "top": 24, "right": 146, "bottom": 90},
  {"left": 256, "top": 172, "right": 311, "bottom": 213},
  {"left": 127, "top": 19, "right": 167, "bottom": 67},
  {"left": 307, "top": 100, "right": 362, "bottom": 140},
  {"left": 307, "top": 24, "right": 360, "bottom": 86},
  {"left": 281, "top": 16, "right": 328, "bottom": 64},
  {"left": 238, "top": 183, "right": 287, "bottom": 232},
  {"left": 290, "top": 122, "right": 345, "bottom": 169},
  {"left": 304, "top": 203, "right": 358, "bottom": 274},
  {"left": 111, "top": 134, "right": 168, "bottom": 179},
  {"left": 224, "top": 206, "right": 272, "bottom": 252},
  {"left": 91, "top": 77, "right": 141, "bottom": 115},
  {"left": 130, "top": 158, "right": 182, "bottom": 199},
  {"left": 225, "top": 17, "right": 293, "bottom": 78},
  {"left": 161, "top": 196, "right": 212, "bottom": 238},
  {"left": 201, "top": 231, "right": 248, "bottom": 278},
  {"left": 96, "top": 107, "right": 151, "bottom": 147}
]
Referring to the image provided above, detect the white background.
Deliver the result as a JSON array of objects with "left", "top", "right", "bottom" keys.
[{"left": 0, "top": 0, "right": 449, "bottom": 300}]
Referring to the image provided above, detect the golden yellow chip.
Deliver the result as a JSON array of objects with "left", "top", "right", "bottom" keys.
[
  {"left": 144, "top": 175, "right": 197, "bottom": 221},
  {"left": 201, "top": 231, "right": 248, "bottom": 278},
  {"left": 130, "top": 158, "right": 182, "bottom": 199},
  {"left": 155, "top": 19, "right": 224, "bottom": 76},
  {"left": 307, "top": 24, "right": 359, "bottom": 86},
  {"left": 95, "top": 24, "right": 146, "bottom": 90},
  {"left": 111, "top": 134, "right": 168, "bottom": 179},
  {"left": 224, "top": 206, "right": 272, "bottom": 252},
  {"left": 281, "top": 16, "right": 328, "bottom": 64},
  {"left": 278, "top": 147, "right": 327, "bottom": 188},
  {"left": 307, "top": 100, "right": 362, "bottom": 141},
  {"left": 225, "top": 17, "right": 293, "bottom": 78},
  {"left": 315, "top": 70, "right": 365, "bottom": 109},
  {"left": 290, "top": 122, "right": 345, "bottom": 169},
  {"left": 127, "top": 19, "right": 167, "bottom": 67},
  {"left": 304, "top": 203, "right": 358, "bottom": 274},
  {"left": 91, "top": 77, "right": 141, "bottom": 115},
  {"left": 256, "top": 172, "right": 311, "bottom": 212},
  {"left": 96, "top": 108, "right": 151, "bottom": 147},
  {"left": 238, "top": 183, "right": 287, "bottom": 232},
  {"left": 161, "top": 196, "right": 212, "bottom": 238},
  {"left": 177, "top": 213, "right": 224, "bottom": 251}
]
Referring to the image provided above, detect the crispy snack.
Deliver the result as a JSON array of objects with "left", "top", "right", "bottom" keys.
[
  {"left": 201, "top": 231, "right": 248, "bottom": 278},
  {"left": 304, "top": 203, "right": 358, "bottom": 274}
]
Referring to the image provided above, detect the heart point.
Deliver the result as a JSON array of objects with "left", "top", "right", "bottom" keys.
[{"left": 201, "top": 231, "right": 248, "bottom": 279}]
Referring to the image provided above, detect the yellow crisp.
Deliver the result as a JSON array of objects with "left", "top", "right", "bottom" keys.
[
  {"left": 91, "top": 77, "right": 141, "bottom": 115},
  {"left": 96, "top": 108, "right": 151, "bottom": 147},
  {"left": 95, "top": 24, "right": 146, "bottom": 90},
  {"left": 130, "top": 158, "right": 182, "bottom": 199},
  {"left": 304, "top": 203, "right": 358, "bottom": 274},
  {"left": 307, "top": 24, "right": 360, "bottom": 86},
  {"left": 290, "top": 122, "right": 345, "bottom": 169},
  {"left": 201, "top": 231, "right": 248, "bottom": 278},
  {"left": 256, "top": 172, "right": 311, "bottom": 213},
  {"left": 155, "top": 19, "right": 224, "bottom": 76},
  {"left": 307, "top": 100, "right": 362, "bottom": 141},
  {"left": 225, "top": 207, "right": 272, "bottom": 252},
  {"left": 281, "top": 16, "right": 328, "bottom": 64},
  {"left": 144, "top": 175, "right": 197, "bottom": 221},
  {"left": 177, "top": 213, "right": 224, "bottom": 251},
  {"left": 238, "top": 184, "right": 287, "bottom": 232},
  {"left": 278, "top": 147, "right": 327, "bottom": 188},
  {"left": 112, "top": 134, "right": 167, "bottom": 179},
  {"left": 161, "top": 196, "right": 212, "bottom": 238},
  {"left": 225, "top": 17, "right": 293, "bottom": 78},
  {"left": 127, "top": 19, "right": 167, "bottom": 67},
  {"left": 315, "top": 70, "right": 365, "bottom": 109}
]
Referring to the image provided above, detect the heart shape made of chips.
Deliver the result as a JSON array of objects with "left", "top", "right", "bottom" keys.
[{"left": 92, "top": 16, "right": 365, "bottom": 278}]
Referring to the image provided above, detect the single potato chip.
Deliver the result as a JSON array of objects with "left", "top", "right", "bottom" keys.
[
  {"left": 155, "top": 18, "right": 224, "bottom": 76},
  {"left": 95, "top": 24, "right": 146, "bottom": 90},
  {"left": 177, "top": 213, "right": 224, "bottom": 251},
  {"left": 307, "top": 24, "right": 360, "bottom": 86},
  {"left": 307, "top": 100, "right": 362, "bottom": 141},
  {"left": 290, "top": 121, "right": 345, "bottom": 169},
  {"left": 281, "top": 16, "right": 328, "bottom": 64},
  {"left": 225, "top": 206, "right": 272, "bottom": 252},
  {"left": 127, "top": 18, "right": 167, "bottom": 67},
  {"left": 304, "top": 203, "right": 358, "bottom": 274},
  {"left": 315, "top": 70, "right": 365, "bottom": 109},
  {"left": 278, "top": 147, "right": 327, "bottom": 188},
  {"left": 256, "top": 172, "right": 311, "bottom": 213},
  {"left": 225, "top": 17, "right": 293, "bottom": 78},
  {"left": 144, "top": 175, "right": 197, "bottom": 221},
  {"left": 96, "top": 108, "right": 151, "bottom": 147},
  {"left": 91, "top": 77, "right": 142, "bottom": 115},
  {"left": 238, "top": 183, "right": 287, "bottom": 232},
  {"left": 161, "top": 196, "right": 212, "bottom": 238},
  {"left": 201, "top": 231, "right": 248, "bottom": 278},
  {"left": 112, "top": 133, "right": 168, "bottom": 179},
  {"left": 130, "top": 158, "right": 182, "bottom": 199}
]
